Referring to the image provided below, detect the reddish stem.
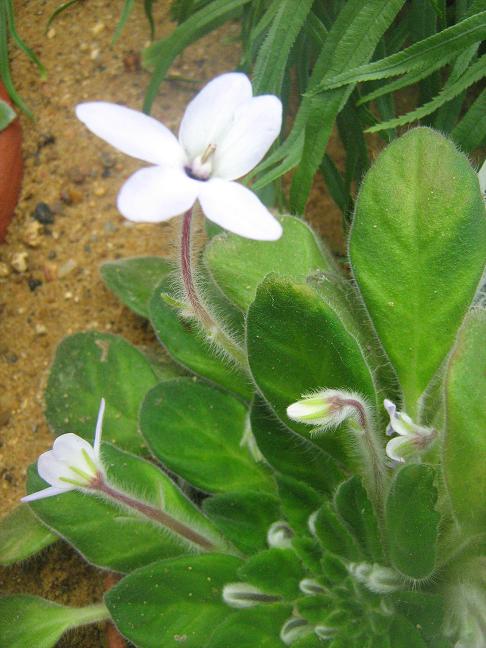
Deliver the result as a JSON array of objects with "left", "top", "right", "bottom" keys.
[{"left": 103, "top": 574, "right": 126, "bottom": 648}]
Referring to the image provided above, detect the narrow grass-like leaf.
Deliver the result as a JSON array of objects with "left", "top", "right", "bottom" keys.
[
  {"left": 46, "top": 0, "right": 82, "bottom": 31},
  {"left": 366, "top": 54, "right": 486, "bottom": 132},
  {"left": 0, "top": 3, "right": 31, "bottom": 116},
  {"left": 6, "top": 0, "right": 46, "bottom": 78},
  {"left": 143, "top": 0, "right": 252, "bottom": 112},
  {"left": 252, "top": 0, "right": 314, "bottom": 95},
  {"left": 314, "top": 12, "right": 486, "bottom": 91},
  {"left": 451, "top": 88, "right": 486, "bottom": 150},
  {"left": 112, "top": 0, "right": 135, "bottom": 44},
  {"left": 144, "top": 0, "right": 155, "bottom": 39}
]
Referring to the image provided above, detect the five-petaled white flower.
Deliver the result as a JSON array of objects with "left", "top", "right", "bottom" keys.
[
  {"left": 384, "top": 399, "right": 436, "bottom": 463},
  {"left": 76, "top": 73, "right": 283, "bottom": 241},
  {"left": 22, "top": 399, "right": 106, "bottom": 502}
]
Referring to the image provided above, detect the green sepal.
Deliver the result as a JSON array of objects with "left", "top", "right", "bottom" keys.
[
  {"left": 0, "top": 505, "right": 56, "bottom": 565},
  {"left": 202, "top": 490, "right": 281, "bottom": 556},
  {"left": 105, "top": 554, "right": 243, "bottom": 648},
  {"left": 296, "top": 594, "right": 335, "bottom": 624},
  {"left": 45, "top": 331, "right": 160, "bottom": 454},
  {"left": 385, "top": 464, "right": 440, "bottom": 580},
  {"left": 238, "top": 548, "right": 304, "bottom": 599}
]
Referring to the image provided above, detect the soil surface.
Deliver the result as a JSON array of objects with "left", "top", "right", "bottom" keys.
[{"left": 0, "top": 1, "right": 344, "bottom": 645}]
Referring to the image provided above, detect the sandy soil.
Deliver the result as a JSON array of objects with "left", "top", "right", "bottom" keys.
[{"left": 0, "top": 1, "right": 344, "bottom": 644}]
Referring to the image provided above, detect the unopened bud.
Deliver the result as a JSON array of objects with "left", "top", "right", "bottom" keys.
[
  {"left": 222, "top": 583, "right": 280, "bottom": 609},
  {"left": 315, "top": 625, "right": 336, "bottom": 640},
  {"left": 267, "top": 520, "right": 293, "bottom": 549},
  {"left": 280, "top": 617, "right": 312, "bottom": 646},
  {"left": 349, "top": 562, "right": 402, "bottom": 594},
  {"left": 287, "top": 389, "right": 368, "bottom": 431},
  {"left": 299, "top": 578, "right": 327, "bottom": 595}
]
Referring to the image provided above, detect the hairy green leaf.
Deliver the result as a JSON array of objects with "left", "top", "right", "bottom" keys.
[{"left": 0, "top": 505, "right": 56, "bottom": 566}]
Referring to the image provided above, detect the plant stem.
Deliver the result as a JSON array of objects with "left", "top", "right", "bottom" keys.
[
  {"left": 180, "top": 207, "right": 246, "bottom": 365},
  {"left": 92, "top": 476, "right": 216, "bottom": 552},
  {"left": 70, "top": 602, "right": 111, "bottom": 627}
]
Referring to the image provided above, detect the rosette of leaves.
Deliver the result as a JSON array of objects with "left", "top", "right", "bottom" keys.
[{"left": 1, "top": 128, "right": 485, "bottom": 648}]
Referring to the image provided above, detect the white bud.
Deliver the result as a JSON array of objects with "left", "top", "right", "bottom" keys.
[
  {"left": 280, "top": 617, "right": 312, "bottom": 646},
  {"left": 349, "top": 562, "right": 403, "bottom": 594},
  {"left": 299, "top": 578, "right": 327, "bottom": 595},
  {"left": 315, "top": 625, "right": 336, "bottom": 640},
  {"left": 287, "top": 389, "right": 369, "bottom": 431},
  {"left": 267, "top": 520, "right": 293, "bottom": 549},
  {"left": 222, "top": 583, "right": 280, "bottom": 609}
]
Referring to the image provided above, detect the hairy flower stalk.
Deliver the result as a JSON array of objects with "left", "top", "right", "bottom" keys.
[
  {"left": 23, "top": 399, "right": 217, "bottom": 552},
  {"left": 179, "top": 206, "right": 246, "bottom": 366},
  {"left": 287, "top": 390, "right": 387, "bottom": 518}
]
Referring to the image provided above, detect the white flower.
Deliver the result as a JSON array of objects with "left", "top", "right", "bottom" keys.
[
  {"left": 384, "top": 399, "right": 436, "bottom": 463},
  {"left": 479, "top": 160, "right": 486, "bottom": 202},
  {"left": 22, "top": 399, "right": 106, "bottom": 502},
  {"left": 76, "top": 73, "right": 283, "bottom": 241},
  {"left": 287, "top": 389, "right": 368, "bottom": 430}
]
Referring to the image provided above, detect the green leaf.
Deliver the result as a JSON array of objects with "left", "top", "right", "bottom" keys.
[
  {"left": 0, "top": 98, "right": 15, "bottom": 130},
  {"left": 314, "top": 12, "right": 486, "bottom": 90},
  {"left": 205, "top": 215, "right": 335, "bottom": 311},
  {"left": 247, "top": 276, "right": 377, "bottom": 461},
  {"left": 390, "top": 591, "right": 445, "bottom": 642},
  {"left": 366, "top": 55, "right": 486, "bottom": 132},
  {"left": 149, "top": 277, "right": 252, "bottom": 399},
  {"left": 45, "top": 332, "right": 159, "bottom": 454},
  {"left": 313, "top": 502, "right": 363, "bottom": 561},
  {"left": 140, "top": 378, "right": 273, "bottom": 494},
  {"left": 238, "top": 548, "right": 304, "bottom": 599},
  {"left": 207, "top": 605, "right": 290, "bottom": 648},
  {"left": 451, "top": 88, "right": 486, "bottom": 151},
  {"left": 350, "top": 128, "right": 486, "bottom": 410},
  {"left": 444, "top": 309, "right": 486, "bottom": 532},
  {"left": 100, "top": 256, "right": 173, "bottom": 318},
  {"left": 252, "top": 0, "right": 314, "bottom": 95},
  {"left": 250, "top": 397, "right": 344, "bottom": 494},
  {"left": 143, "top": 0, "right": 252, "bottom": 112},
  {"left": 334, "top": 477, "right": 383, "bottom": 562},
  {"left": 106, "top": 554, "right": 242, "bottom": 648},
  {"left": 26, "top": 443, "right": 226, "bottom": 572},
  {"left": 385, "top": 464, "right": 440, "bottom": 580},
  {"left": 0, "top": 505, "right": 56, "bottom": 565},
  {"left": 112, "top": 0, "right": 135, "bottom": 44},
  {"left": 277, "top": 474, "right": 322, "bottom": 536},
  {"left": 389, "top": 615, "right": 428, "bottom": 648},
  {"left": 0, "top": 596, "right": 108, "bottom": 648},
  {"left": 202, "top": 490, "right": 281, "bottom": 555}
]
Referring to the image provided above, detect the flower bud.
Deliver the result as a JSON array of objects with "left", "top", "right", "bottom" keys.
[
  {"left": 349, "top": 562, "right": 403, "bottom": 594},
  {"left": 299, "top": 578, "right": 327, "bottom": 595},
  {"left": 280, "top": 617, "right": 313, "bottom": 646},
  {"left": 287, "top": 389, "right": 368, "bottom": 431},
  {"left": 222, "top": 583, "right": 280, "bottom": 609},
  {"left": 267, "top": 520, "right": 293, "bottom": 549}
]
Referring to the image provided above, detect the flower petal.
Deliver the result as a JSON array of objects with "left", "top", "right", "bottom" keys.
[
  {"left": 21, "top": 486, "right": 70, "bottom": 503},
  {"left": 478, "top": 159, "right": 486, "bottom": 198},
  {"left": 385, "top": 437, "right": 408, "bottom": 463},
  {"left": 76, "top": 102, "right": 185, "bottom": 167},
  {"left": 94, "top": 398, "right": 106, "bottom": 458},
  {"left": 213, "top": 95, "right": 282, "bottom": 180},
  {"left": 37, "top": 451, "right": 72, "bottom": 488},
  {"left": 52, "top": 433, "right": 96, "bottom": 466},
  {"left": 198, "top": 179, "right": 282, "bottom": 240},
  {"left": 178, "top": 73, "right": 252, "bottom": 161},
  {"left": 117, "top": 166, "right": 200, "bottom": 222}
]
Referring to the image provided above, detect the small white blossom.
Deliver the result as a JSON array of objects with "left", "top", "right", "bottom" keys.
[
  {"left": 76, "top": 73, "right": 283, "bottom": 241},
  {"left": 267, "top": 520, "right": 293, "bottom": 549},
  {"left": 384, "top": 399, "right": 436, "bottom": 463},
  {"left": 222, "top": 583, "right": 279, "bottom": 608},
  {"left": 22, "top": 399, "right": 106, "bottom": 502},
  {"left": 287, "top": 389, "right": 368, "bottom": 431}
]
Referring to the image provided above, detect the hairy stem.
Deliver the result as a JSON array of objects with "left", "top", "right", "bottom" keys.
[
  {"left": 92, "top": 476, "right": 216, "bottom": 552},
  {"left": 180, "top": 207, "right": 246, "bottom": 365}
]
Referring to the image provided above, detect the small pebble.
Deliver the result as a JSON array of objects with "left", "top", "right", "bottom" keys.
[
  {"left": 67, "top": 167, "right": 87, "bottom": 185},
  {"left": 60, "top": 187, "right": 83, "bottom": 205},
  {"left": 90, "top": 48, "right": 100, "bottom": 60},
  {"left": 47, "top": 27, "right": 56, "bottom": 39},
  {"left": 58, "top": 258, "right": 77, "bottom": 278},
  {"left": 91, "top": 22, "right": 105, "bottom": 35},
  {"left": 32, "top": 201, "right": 55, "bottom": 224},
  {"left": 11, "top": 251, "right": 29, "bottom": 273},
  {"left": 38, "top": 133, "right": 55, "bottom": 149},
  {"left": 35, "top": 324, "right": 47, "bottom": 336},
  {"left": 123, "top": 51, "right": 141, "bottom": 72},
  {"left": 0, "top": 262, "right": 10, "bottom": 278},
  {"left": 43, "top": 262, "right": 58, "bottom": 282},
  {"left": 93, "top": 184, "right": 106, "bottom": 197},
  {"left": 22, "top": 220, "right": 43, "bottom": 247},
  {"left": 28, "top": 278, "right": 43, "bottom": 292}
]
